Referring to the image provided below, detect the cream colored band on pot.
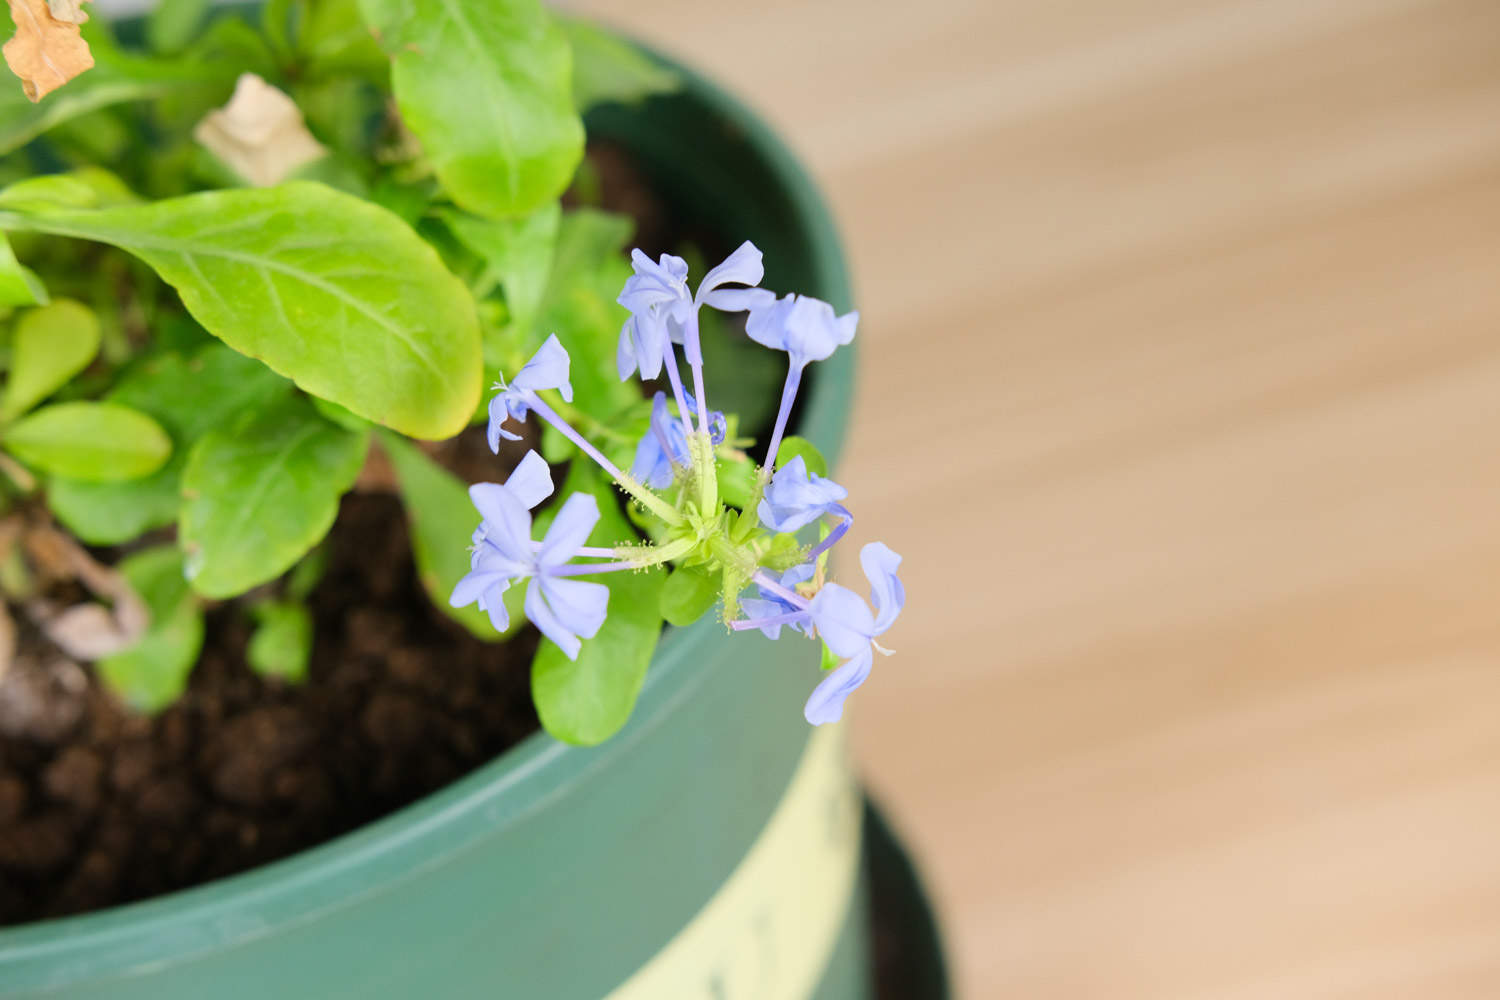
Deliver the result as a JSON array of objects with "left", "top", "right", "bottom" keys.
[{"left": 605, "top": 725, "right": 863, "bottom": 1000}]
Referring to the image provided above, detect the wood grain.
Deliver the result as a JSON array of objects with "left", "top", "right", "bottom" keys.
[{"left": 568, "top": 1, "right": 1500, "bottom": 995}]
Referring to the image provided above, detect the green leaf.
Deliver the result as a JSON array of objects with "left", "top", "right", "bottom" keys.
[
  {"left": 531, "top": 463, "right": 664, "bottom": 745},
  {"left": 0, "top": 180, "right": 482, "bottom": 439},
  {"left": 535, "top": 209, "right": 636, "bottom": 424},
  {"left": 1, "top": 299, "right": 100, "bottom": 421},
  {"left": 0, "top": 168, "right": 138, "bottom": 213},
  {"left": 147, "top": 0, "right": 213, "bottom": 54},
  {"left": 96, "top": 546, "right": 204, "bottom": 713},
  {"left": 776, "top": 435, "right": 828, "bottom": 479},
  {"left": 560, "top": 18, "right": 680, "bottom": 110},
  {"left": 5, "top": 401, "right": 170, "bottom": 481},
  {"left": 47, "top": 345, "right": 291, "bottom": 544},
  {"left": 716, "top": 453, "right": 757, "bottom": 511},
  {"left": 439, "top": 201, "right": 560, "bottom": 336},
  {"left": 0, "top": 232, "right": 45, "bottom": 307},
  {"left": 820, "top": 639, "right": 840, "bottom": 672},
  {"left": 180, "top": 394, "right": 368, "bottom": 598},
  {"left": 358, "top": 0, "right": 584, "bottom": 218},
  {"left": 378, "top": 429, "right": 518, "bottom": 641},
  {"left": 247, "top": 600, "right": 314, "bottom": 683},
  {"left": 660, "top": 564, "right": 718, "bottom": 627}
]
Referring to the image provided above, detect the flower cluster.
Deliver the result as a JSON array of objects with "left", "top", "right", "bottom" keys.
[{"left": 452, "top": 242, "right": 904, "bottom": 726}]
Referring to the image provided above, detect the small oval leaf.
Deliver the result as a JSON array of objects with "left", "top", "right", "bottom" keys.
[
  {"left": 2, "top": 298, "right": 101, "bottom": 420},
  {"left": 5, "top": 401, "right": 170, "bottom": 481},
  {"left": 180, "top": 395, "right": 368, "bottom": 598},
  {"left": 96, "top": 546, "right": 204, "bottom": 714}
]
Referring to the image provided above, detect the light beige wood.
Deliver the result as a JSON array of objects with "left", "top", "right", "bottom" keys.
[{"left": 569, "top": 1, "right": 1500, "bottom": 995}]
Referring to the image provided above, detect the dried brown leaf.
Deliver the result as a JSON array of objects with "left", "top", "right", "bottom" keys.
[{"left": 3, "top": 0, "right": 93, "bottom": 102}]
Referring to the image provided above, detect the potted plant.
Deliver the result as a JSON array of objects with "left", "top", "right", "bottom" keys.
[{"left": 0, "top": 1, "right": 940, "bottom": 997}]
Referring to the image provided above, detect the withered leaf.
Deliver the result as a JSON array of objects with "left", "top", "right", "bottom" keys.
[
  {"left": 193, "top": 73, "right": 327, "bottom": 187},
  {"left": 3, "top": 0, "right": 93, "bottom": 102}
]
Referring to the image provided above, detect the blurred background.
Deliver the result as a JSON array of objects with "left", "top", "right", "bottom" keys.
[{"left": 569, "top": 1, "right": 1500, "bottom": 997}]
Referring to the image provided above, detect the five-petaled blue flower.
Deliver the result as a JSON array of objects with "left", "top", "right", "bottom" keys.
[
  {"left": 488, "top": 334, "right": 573, "bottom": 452},
  {"left": 630, "top": 391, "right": 727, "bottom": 489},
  {"left": 450, "top": 450, "right": 609, "bottom": 660},
  {"left": 744, "top": 293, "right": 858, "bottom": 371},
  {"left": 803, "top": 542, "right": 904, "bottom": 726},
  {"left": 758, "top": 455, "right": 850, "bottom": 533}
]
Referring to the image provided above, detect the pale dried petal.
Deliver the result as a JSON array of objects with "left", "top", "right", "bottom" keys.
[
  {"left": 193, "top": 73, "right": 328, "bottom": 187},
  {"left": 43, "top": 0, "right": 87, "bottom": 24}
]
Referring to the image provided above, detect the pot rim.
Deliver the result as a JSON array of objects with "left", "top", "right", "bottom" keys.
[{"left": 0, "top": 33, "right": 856, "bottom": 973}]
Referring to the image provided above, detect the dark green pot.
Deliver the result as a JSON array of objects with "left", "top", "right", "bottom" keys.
[{"left": 0, "top": 43, "right": 912, "bottom": 1000}]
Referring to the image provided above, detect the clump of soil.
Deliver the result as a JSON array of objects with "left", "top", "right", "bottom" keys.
[{"left": 0, "top": 464, "right": 540, "bottom": 926}]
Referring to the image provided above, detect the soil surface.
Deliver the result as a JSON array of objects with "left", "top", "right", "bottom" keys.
[{"left": 0, "top": 454, "right": 541, "bottom": 925}]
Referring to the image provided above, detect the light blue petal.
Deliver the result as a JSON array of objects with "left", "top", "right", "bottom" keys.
[
  {"left": 479, "top": 586, "right": 512, "bottom": 632},
  {"left": 539, "top": 575, "right": 609, "bottom": 641},
  {"left": 525, "top": 577, "right": 581, "bottom": 659},
  {"left": 803, "top": 646, "right": 873, "bottom": 726},
  {"left": 860, "top": 542, "right": 905, "bottom": 634},
  {"left": 808, "top": 583, "right": 876, "bottom": 657},
  {"left": 739, "top": 597, "right": 793, "bottom": 639},
  {"left": 695, "top": 241, "right": 764, "bottom": 305},
  {"left": 450, "top": 569, "right": 509, "bottom": 609},
  {"left": 537, "top": 492, "right": 601, "bottom": 567},
  {"left": 515, "top": 334, "right": 573, "bottom": 401},
  {"left": 505, "top": 450, "right": 554, "bottom": 511},
  {"left": 468, "top": 482, "right": 533, "bottom": 561},
  {"left": 616, "top": 318, "right": 638, "bottom": 380},
  {"left": 703, "top": 286, "right": 776, "bottom": 313},
  {"left": 744, "top": 293, "right": 793, "bottom": 351}
]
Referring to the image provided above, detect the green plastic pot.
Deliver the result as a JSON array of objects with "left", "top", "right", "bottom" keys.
[{"left": 0, "top": 37, "right": 914, "bottom": 1000}]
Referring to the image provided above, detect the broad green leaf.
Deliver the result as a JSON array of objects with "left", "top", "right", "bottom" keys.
[
  {"left": 1, "top": 299, "right": 100, "bottom": 420},
  {"left": 378, "top": 429, "right": 518, "bottom": 641},
  {"left": 47, "top": 345, "right": 291, "bottom": 544},
  {"left": 775, "top": 435, "right": 828, "bottom": 479},
  {"left": 439, "top": 201, "right": 559, "bottom": 335},
  {"left": 560, "top": 18, "right": 680, "bottom": 110},
  {"left": 531, "top": 462, "right": 664, "bottom": 745},
  {"left": 180, "top": 394, "right": 368, "bottom": 598},
  {"left": 4, "top": 401, "right": 170, "bottom": 481},
  {"left": 0, "top": 180, "right": 482, "bottom": 438},
  {"left": 96, "top": 546, "right": 204, "bottom": 713},
  {"left": 247, "top": 600, "right": 314, "bottom": 683},
  {"left": 716, "top": 453, "right": 757, "bottom": 511},
  {"left": 359, "top": 0, "right": 584, "bottom": 218},
  {"left": 0, "top": 231, "right": 45, "bottom": 306},
  {"left": 660, "top": 564, "right": 718, "bottom": 627},
  {"left": 147, "top": 0, "right": 213, "bottom": 54}
]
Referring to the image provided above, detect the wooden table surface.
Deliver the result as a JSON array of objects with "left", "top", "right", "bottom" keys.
[{"left": 571, "top": 2, "right": 1500, "bottom": 996}]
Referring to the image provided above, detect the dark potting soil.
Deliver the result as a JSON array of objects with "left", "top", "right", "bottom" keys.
[{"left": 0, "top": 452, "right": 542, "bottom": 925}]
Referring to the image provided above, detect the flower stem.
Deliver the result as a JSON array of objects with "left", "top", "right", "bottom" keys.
[
  {"left": 549, "top": 560, "right": 641, "bottom": 577},
  {"left": 752, "top": 569, "right": 809, "bottom": 609},
  {"left": 759, "top": 361, "right": 803, "bottom": 487},
  {"left": 525, "top": 394, "right": 682, "bottom": 525},
  {"left": 730, "top": 610, "right": 807, "bottom": 632},
  {"left": 662, "top": 339, "right": 696, "bottom": 441}
]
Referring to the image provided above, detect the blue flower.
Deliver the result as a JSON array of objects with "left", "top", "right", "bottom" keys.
[
  {"left": 745, "top": 293, "right": 858, "bottom": 370},
  {"left": 616, "top": 242, "right": 768, "bottom": 380},
  {"left": 488, "top": 335, "right": 573, "bottom": 452},
  {"left": 758, "top": 455, "right": 850, "bottom": 533},
  {"left": 803, "top": 543, "right": 904, "bottom": 725},
  {"left": 616, "top": 251, "right": 692, "bottom": 381},
  {"left": 450, "top": 463, "right": 609, "bottom": 660},
  {"left": 630, "top": 391, "right": 727, "bottom": 489},
  {"left": 738, "top": 563, "right": 815, "bottom": 639}
]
